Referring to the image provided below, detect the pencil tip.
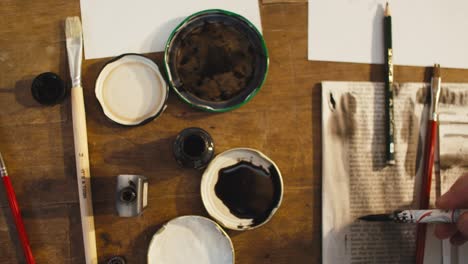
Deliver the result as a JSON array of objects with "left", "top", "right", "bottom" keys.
[{"left": 385, "top": 2, "right": 391, "bottom": 16}]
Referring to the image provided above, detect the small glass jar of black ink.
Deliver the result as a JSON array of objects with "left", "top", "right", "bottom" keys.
[{"left": 173, "top": 127, "right": 214, "bottom": 169}]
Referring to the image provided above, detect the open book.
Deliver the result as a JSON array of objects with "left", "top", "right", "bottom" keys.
[{"left": 322, "top": 81, "right": 468, "bottom": 264}]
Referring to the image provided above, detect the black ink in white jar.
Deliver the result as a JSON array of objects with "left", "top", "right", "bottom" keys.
[{"left": 201, "top": 148, "right": 283, "bottom": 230}]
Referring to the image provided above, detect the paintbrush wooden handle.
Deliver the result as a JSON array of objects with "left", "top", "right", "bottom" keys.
[{"left": 71, "top": 86, "right": 98, "bottom": 264}]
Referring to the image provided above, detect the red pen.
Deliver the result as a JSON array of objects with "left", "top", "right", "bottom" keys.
[
  {"left": 415, "top": 64, "right": 441, "bottom": 264},
  {"left": 0, "top": 152, "right": 35, "bottom": 264}
]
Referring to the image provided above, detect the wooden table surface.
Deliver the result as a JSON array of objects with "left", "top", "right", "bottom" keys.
[{"left": 2, "top": 1, "right": 468, "bottom": 263}]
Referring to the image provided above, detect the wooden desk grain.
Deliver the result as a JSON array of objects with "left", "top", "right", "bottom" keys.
[{"left": 1, "top": 1, "right": 468, "bottom": 263}]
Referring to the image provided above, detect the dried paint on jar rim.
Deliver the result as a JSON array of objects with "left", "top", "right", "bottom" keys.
[{"left": 164, "top": 9, "right": 269, "bottom": 112}]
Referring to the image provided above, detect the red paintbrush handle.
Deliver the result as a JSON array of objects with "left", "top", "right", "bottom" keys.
[
  {"left": 420, "top": 120, "right": 438, "bottom": 209},
  {"left": 415, "top": 120, "right": 438, "bottom": 264},
  {"left": 415, "top": 224, "right": 427, "bottom": 264},
  {"left": 2, "top": 176, "right": 35, "bottom": 264}
]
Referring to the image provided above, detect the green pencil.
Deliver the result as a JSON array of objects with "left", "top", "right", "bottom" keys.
[{"left": 384, "top": 2, "right": 395, "bottom": 165}]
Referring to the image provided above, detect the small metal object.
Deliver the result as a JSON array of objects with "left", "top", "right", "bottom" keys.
[
  {"left": 107, "top": 256, "right": 126, "bottom": 264},
  {"left": 430, "top": 64, "right": 442, "bottom": 121},
  {"left": 0, "top": 152, "right": 7, "bottom": 177},
  {"left": 173, "top": 127, "right": 215, "bottom": 169},
  {"left": 116, "top": 174, "right": 148, "bottom": 217}
]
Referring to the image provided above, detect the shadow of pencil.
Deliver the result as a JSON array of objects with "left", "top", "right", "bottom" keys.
[
  {"left": 369, "top": 3, "right": 385, "bottom": 83},
  {"left": 369, "top": 3, "right": 387, "bottom": 172},
  {"left": 312, "top": 82, "right": 323, "bottom": 263}
]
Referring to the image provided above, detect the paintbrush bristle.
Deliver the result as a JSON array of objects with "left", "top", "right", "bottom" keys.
[
  {"left": 433, "top": 64, "right": 441, "bottom": 78},
  {"left": 65, "top": 16, "right": 83, "bottom": 39},
  {"left": 65, "top": 16, "right": 83, "bottom": 87}
]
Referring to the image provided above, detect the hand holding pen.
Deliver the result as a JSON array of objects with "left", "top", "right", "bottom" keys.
[
  {"left": 359, "top": 173, "right": 468, "bottom": 245},
  {"left": 359, "top": 209, "right": 468, "bottom": 224},
  {"left": 434, "top": 173, "right": 468, "bottom": 245}
]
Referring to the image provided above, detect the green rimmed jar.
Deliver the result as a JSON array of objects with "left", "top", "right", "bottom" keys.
[{"left": 164, "top": 9, "right": 269, "bottom": 112}]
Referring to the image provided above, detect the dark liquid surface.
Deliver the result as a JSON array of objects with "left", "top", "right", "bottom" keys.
[
  {"left": 175, "top": 22, "right": 255, "bottom": 101},
  {"left": 182, "top": 134, "right": 206, "bottom": 157},
  {"left": 214, "top": 161, "right": 282, "bottom": 226}
]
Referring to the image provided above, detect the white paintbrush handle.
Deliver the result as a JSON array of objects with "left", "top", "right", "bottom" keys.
[{"left": 71, "top": 86, "right": 98, "bottom": 264}]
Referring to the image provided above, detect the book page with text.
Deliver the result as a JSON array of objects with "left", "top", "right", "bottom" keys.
[{"left": 322, "top": 81, "right": 468, "bottom": 264}]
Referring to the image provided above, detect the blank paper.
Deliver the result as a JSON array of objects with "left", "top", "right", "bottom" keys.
[
  {"left": 80, "top": 0, "right": 262, "bottom": 59},
  {"left": 308, "top": 0, "right": 468, "bottom": 69}
]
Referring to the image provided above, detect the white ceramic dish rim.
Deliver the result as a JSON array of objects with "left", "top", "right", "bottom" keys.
[
  {"left": 200, "top": 147, "right": 284, "bottom": 231},
  {"left": 147, "top": 215, "right": 235, "bottom": 264},
  {"left": 95, "top": 54, "right": 168, "bottom": 126}
]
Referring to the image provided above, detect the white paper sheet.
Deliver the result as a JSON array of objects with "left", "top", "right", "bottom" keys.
[
  {"left": 308, "top": 0, "right": 468, "bottom": 68},
  {"left": 80, "top": 0, "right": 262, "bottom": 59}
]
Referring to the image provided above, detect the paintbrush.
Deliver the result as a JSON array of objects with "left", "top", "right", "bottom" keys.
[
  {"left": 65, "top": 16, "right": 98, "bottom": 264},
  {"left": 0, "top": 152, "right": 35, "bottom": 264},
  {"left": 415, "top": 64, "right": 442, "bottom": 264},
  {"left": 359, "top": 209, "right": 467, "bottom": 224}
]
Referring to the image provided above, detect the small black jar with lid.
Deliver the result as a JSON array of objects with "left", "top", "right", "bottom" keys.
[
  {"left": 173, "top": 127, "right": 214, "bottom": 170},
  {"left": 31, "top": 72, "right": 67, "bottom": 105}
]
